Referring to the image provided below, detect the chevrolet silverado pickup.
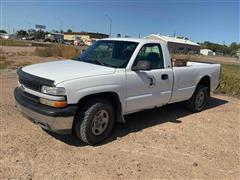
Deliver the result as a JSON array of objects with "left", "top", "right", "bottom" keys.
[{"left": 14, "top": 38, "right": 221, "bottom": 145}]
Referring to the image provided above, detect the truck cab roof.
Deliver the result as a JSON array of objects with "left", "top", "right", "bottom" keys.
[{"left": 101, "top": 37, "right": 166, "bottom": 44}]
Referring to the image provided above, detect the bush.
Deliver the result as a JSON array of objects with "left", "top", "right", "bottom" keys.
[{"left": 35, "top": 44, "right": 80, "bottom": 59}]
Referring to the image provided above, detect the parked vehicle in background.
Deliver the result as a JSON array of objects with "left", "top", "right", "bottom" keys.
[
  {"left": 44, "top": 33, "right": 64, "bottom": 43},
  {"left": 85, "top": 39, "right": 92, "bottom": 46},
  {"left": 84, "top": 38, "right": 98, "bottom": 46},
  {"left": 27, "top": 35, "right": 35, "bottom": 41},
  {"left": 74, "top": 38, "right": 85, "bottom": 46},
  {"left": 14, "top": 38, "right": 221, "bottom": 145},
  {"left": 0, "top": 33, "right": 10, "bottom": 39},
  {"left": 63, "top": 40, "right": 74, "bottom": 45}
]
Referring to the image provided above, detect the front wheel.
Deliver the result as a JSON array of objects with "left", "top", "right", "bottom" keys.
[
  {"left": 74, "top": 98, "right": 114, "bottom": 145},
  {"left": 187, "top": 85, "right": 209, "bottom": 112}
]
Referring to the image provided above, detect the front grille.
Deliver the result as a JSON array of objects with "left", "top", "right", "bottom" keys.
[
  {"left": 19, "top": 76, "right": 40, "bottom": 91},
  {"left": 22, "top": 91, "right": 39, "bottom": 103},
  {"left": 17, "top": 68, "right": 55, "bottom": 92}
]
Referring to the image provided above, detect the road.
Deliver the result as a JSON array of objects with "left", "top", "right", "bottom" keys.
[{"left": 0, "top": 70, "right": 239, "bottom": 179}]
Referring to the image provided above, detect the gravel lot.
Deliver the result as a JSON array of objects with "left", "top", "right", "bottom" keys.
[
  {"left": 0, "top": 70, "right": 239, "bottom": 179},
  {"left": 1, "top": 46, "right": 36, "bottom": 53}
]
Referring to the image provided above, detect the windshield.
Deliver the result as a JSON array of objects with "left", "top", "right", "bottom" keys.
[{"left": 74, "top": 40, "right": 138, "bottom": 68}]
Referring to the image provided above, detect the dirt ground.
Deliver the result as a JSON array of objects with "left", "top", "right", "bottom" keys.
[
  {"left": 1, "top": 46, "right": 36, "bottom": 53},
  {"left": 0, "top": 69, "right": 239, "bottom": 180},
  {"left": 1, "top": 46, "right": 64, "bottom": 68}
]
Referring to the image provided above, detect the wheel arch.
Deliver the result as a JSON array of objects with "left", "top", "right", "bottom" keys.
[
  {"left": 196, "top": 75, "right": 211, "bottom": 95},
  {"left": 75, "top": 91, "right": 124, "bottom": 124}
]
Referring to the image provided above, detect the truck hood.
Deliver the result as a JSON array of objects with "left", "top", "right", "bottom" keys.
[{"left": 22, "top": 60, "right": 116, "bottom": 84}]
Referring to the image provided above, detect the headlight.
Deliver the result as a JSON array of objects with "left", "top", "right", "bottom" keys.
[{"left": 41, "top": 86, "right": 66, "bottom": 96}]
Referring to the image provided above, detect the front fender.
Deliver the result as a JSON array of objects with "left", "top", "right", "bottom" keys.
[{"left": 72, "top": 85, "right": 124, "bottom": 104}]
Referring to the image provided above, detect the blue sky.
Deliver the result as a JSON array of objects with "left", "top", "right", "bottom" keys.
[{"left": 1, "top": 0, "right": 239, "bottom": 45}]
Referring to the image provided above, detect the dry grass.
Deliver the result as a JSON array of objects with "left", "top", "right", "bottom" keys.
[
  {"left": 216, "top": 64, "right": 240, "bottom": 97},
  {"left": 0, "top": 56, "right": 31, "bottom": 70},
  {"left": 35, "top": 44, "right": 80, "bottom": 59},
  {"left": 0, "top": 56, "right": 14, "bottom": 69},
  {"left": 0, "top": 39, "right": 32, "bottom": 46},
  {"left": 6, "top": 51, "right": 33, "bottom": 57},
  {"left": 0, "top": 48, "right": 32, "bottom": 69},
  {"left": 11, "top": 62, "right": 32, "bottom": 69},
  {"left": 0, "top": 48, "right": 7, "bottom": 69}
]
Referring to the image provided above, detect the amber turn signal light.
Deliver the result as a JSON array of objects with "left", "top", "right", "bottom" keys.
[{"left": 40, "top": 98, "right": 67, "bottom": 108}]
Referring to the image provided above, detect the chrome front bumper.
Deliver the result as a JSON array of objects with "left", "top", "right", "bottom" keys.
[
  {"left": 16, "top": 102, "right": 74, "bottom": 134},
  {"left": 14, "top": 87, "right": 77, "bottom": 134}
]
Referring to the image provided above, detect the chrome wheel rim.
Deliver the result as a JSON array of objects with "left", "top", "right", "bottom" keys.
[
  {"left": 196, "top": 91, "right": 205, "bottom": 109},
  {"left": 91, "top": 110, "right": 109, "bottom": 135}
]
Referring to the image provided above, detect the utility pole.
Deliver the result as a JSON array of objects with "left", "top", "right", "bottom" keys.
[
  {"left": 173, "top": 30, "right": 176, "bottom": 37},
  {"left": 56, "top": 18, "right": 63, "bottom": 32},
  {"left": 8, "top": 25, "right": 10, "bottom": 34},
  {"left": 105, "top": 15, "right": 112, "bottom": 37},
  {"left": 6, "top": 24, "right": 11, "bottom": 34},
  {"left": 25, "top": 21, "right": 31, "bottom": 33}
]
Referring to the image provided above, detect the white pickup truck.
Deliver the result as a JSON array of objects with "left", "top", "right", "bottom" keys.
[{"left": 15, "top": 38, "right": 221, "bottom": 145}]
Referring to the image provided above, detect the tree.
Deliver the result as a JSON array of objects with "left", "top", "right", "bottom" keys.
[
  {"left": 200, "top": 41, "right": 228, "bottom": 54},
  {"left": 229, "top": 42, "right": 240, "bottom": 56},
  {"left": 67, "top": 29, "right": 72, "bottom": 33},
  {"left": 176, "top": 36, "right": 189, "bottom": 40},
  {"left": 0, "top": 29, "right": 7, "bottom": 34},
  {"left": 200, "top": 41, "right": 239, "bottom": 56},
  {"left": 35, "top": 30, "right": 45, "bottom": 39},
  {"left": 16, "top": 30, "right": 28, "bottom": 37},
  {"left": 28, "top": 29, "right": 36, "bottom": 36}
]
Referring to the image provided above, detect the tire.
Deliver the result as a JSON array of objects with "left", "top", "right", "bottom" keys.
[
  {"left": 74, "top": 98, "right": 115, "bottom": 145},
  {"left": 187, "top": 85, "right": 209, "bottom": 112}
]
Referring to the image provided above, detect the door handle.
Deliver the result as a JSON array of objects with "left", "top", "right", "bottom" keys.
[
  {"left": 148, "top": 76, "right": 156, "bottom": 86},
  {"left": 161, "top": 74, "right": 168, "bottom": 80},
  {"left": 149, "top": 77, "right": 154, "bottom": 86}
]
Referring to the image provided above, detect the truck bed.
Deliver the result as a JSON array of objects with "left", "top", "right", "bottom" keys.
[
  {"left": 169, "top": 61, "right": 221, "bottom": 104},
  {"left": 186, "top": 61, "right": 219, "bottom": 67}
]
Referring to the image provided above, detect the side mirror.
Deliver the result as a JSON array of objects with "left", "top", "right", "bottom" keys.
[
  {"left": 132, "top": 60, "right": 151, "bottom": 71},
  {"left": 81, "top": 49, "right": 86, "bottom": 54}
]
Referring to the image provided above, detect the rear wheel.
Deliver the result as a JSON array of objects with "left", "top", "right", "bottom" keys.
[
  {"left": 187, "top": 85, "right": 209, "bottom": 112},
  {"left": 74, "top": 98, "right": 114, "bottom": 145}
]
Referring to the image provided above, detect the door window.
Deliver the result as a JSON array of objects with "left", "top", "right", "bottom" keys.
[{"left": 134, "top": 43, "right": 164, "bottom": 69}]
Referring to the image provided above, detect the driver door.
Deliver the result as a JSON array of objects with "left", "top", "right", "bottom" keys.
[{"left": 125, "top": 43, "right": 173, "bottom": 113}]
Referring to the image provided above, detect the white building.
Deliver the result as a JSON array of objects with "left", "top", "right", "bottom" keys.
[
  {"left": 145, "top": 34, "right": 200, "bottom": 54},
  {"left": 0, "top": 33, "right": 9, "bottom": 39},
  {"left": 200, "top": 49, "right": 214, "bottom": 56},
  {"left": 237, "top": 48, "right": 240, "bottom": 60}
]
